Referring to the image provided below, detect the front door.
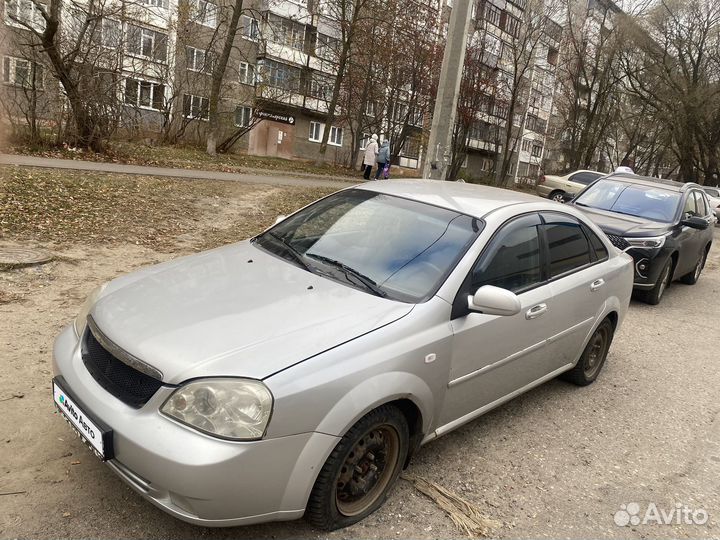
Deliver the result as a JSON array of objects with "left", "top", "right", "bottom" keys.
[{"left": 441, "top": 214, "right": 556, "bottom": 426}]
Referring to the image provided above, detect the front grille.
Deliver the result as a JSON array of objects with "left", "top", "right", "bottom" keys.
[
  {"left": 606, "top": 233, "right": 630, "bottom": 250},
  {"left": 82, "top": 330, "right": 163, "bottom": 408}
]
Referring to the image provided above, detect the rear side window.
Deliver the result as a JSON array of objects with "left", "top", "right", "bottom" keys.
[
  {"left": 582, "top": 225, "right": 609, "bottom": 261},
  {"left": 542, "top": 214, "right": 592, "bottom": 278},
  {"left": 683, "top": 193, "right": 699, "bottom": 217},
  {"left": 472, "top": 214, "right": 542, "bottom": 294},
  {"left": 693, "top": 191, "right": 709, "bottom": 216},
  {"left": 570, "top": 172, "right": 602, "bottom": 185}
]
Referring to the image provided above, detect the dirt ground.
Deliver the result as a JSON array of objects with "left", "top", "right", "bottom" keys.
[{"left": 1, "top": 167, "right": 719, "bottom": 539}]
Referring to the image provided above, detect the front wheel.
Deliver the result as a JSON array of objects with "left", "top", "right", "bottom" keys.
[
  {"left": 561, "top": 318, "right": 614, "bottom": 386},
  {"left": 640, "top": 258, "right": 672, "bottom": 305},
  {"left": 306, "top": 405, "right": 409, "bottom": 530}
]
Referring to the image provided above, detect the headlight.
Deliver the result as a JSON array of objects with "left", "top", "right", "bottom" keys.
[
  {"left": 73, "top": 283, "right": 108, "bottom": 338},
  {"left": 623, "top": 236, "right": 666, "bottom": 249},
  {"left": 161, "top": 379, "right": 273, "bottom": 440}
]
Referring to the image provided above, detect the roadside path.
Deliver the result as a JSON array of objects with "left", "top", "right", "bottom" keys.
[{"left": 0, "top": 153, "right": 357, "bottom": 189}]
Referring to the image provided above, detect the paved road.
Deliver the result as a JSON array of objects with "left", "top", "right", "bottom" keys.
[{"left": 0, "top": 153, "right": 357, "bottom": 189}]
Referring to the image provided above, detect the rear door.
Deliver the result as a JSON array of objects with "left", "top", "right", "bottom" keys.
[
  {"left": 540, "top": 212, "right": 610, "bottom": 369},
  {"left": 674, "top": 190, "right": 706, "bottom": 277}
]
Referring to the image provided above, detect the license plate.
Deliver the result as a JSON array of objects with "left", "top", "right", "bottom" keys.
[{"left": 53, "top": 378, "right": 114, "bottom": 461}]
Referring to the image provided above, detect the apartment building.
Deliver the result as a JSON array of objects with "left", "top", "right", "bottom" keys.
[{"left": 2, "top": 0, "right": 558, "bottom": 176}]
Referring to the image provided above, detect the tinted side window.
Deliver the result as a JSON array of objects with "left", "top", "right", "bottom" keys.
[
  {"left": 570, "top": 172, "right": 601, "bottom": 185},
  {"left": 543, "top": 219, "right": 592, "bottom": 277},
  {"left": 472, "top": 215, "right": 542, "bottom": 294},
  {"left": 683, "top": 193, "right": 699, "bottom": 217},
  {"left": 582, "top": 224, "right": 609, "bottom": 261}
]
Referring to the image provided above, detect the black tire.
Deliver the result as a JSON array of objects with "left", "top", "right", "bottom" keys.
[
  {"left": 640, "top": 257, "right": 673, "bottom": 305},
  {"left": 306, "top": 405, "right": 409, "bottom": 530},
  {"left": 561, "top": 318, "right": 614, "bottom": 386},
  {"left": 680, "top": 248, "right": 707, "bottom": 285},
  {"left": 549, "top": 190, "right": 566, "bottom": 203}
]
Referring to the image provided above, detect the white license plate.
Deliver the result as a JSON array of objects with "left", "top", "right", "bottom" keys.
[{"left": 53, "top": 379, "right": 111, "bottom": 460}]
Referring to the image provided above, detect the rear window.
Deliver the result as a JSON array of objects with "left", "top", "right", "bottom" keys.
[{"left": 575, "top": 180, "right": 680, "bottom": 223}]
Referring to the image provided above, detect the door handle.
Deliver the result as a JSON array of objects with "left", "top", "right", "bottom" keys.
[
  {"left": 590, "top": 279, "right": 605, "bottom": 291},
  {"left": 526, "top": 303, "right": 548, "bottom": 320}
]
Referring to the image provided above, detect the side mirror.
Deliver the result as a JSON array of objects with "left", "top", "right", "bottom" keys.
[
  {"left": 680, "top": 216, "right": 709, "bottom": 230},
  {"left": 274, "top": 215, "right": 287, "bottom": 225},
  {"left": 467, "top": 285, "right": 521, "bottom": 316},
  {"left": 560, "top": 192, "right": 575, "bottom": 203}
]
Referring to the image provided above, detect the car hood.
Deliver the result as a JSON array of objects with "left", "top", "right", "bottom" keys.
[
  {"left": 572, "top": 205, "right": 672, "bottom": 236},
  {"left": 90, "top": 242, "right": 414, "bottom": 384}
]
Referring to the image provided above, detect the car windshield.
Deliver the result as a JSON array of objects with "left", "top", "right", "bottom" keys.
[
  {"left": 575, "top": 180, "right": 680, "bottom": 223},
  {"left": 254, "top": 189, "right": 483, "bottom": 303}
]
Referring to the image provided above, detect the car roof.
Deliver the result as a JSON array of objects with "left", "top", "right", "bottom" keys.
[
  {"left": 603, "top": 173, "right": 696, "bottom": 192},
  {"left": 355, "top": 179, "right": 542, "bottom": 218}
]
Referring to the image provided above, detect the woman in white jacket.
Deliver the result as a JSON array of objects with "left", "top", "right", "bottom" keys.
[{"left": 363, "top": 134, "right": 379, "bottom": 180}]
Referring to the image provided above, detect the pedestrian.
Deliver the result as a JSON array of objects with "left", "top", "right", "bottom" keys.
[
  {"left": 363, "top": 134, "right": 379, "bottom": 180},
  {"left": 375, "top": 140, "right": 391, "bottom": 180},
  {"left": 614, "top": 158, "right": 634, "bottom": 175}
]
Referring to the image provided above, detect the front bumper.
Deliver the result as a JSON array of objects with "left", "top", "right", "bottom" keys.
[
  {"left": 52, "top": 324, "right": 339, "bottom": 527},
  {"left": 626, "top": 247, "right": 671, "bottom": 290}
]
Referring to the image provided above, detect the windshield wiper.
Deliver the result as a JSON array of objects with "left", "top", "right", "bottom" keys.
[
  {"left": 306, "top": 254, "right": 387, "bottom": 298},
  {"left": 261, "top": 232, "right": 312, "bottom": 271}
]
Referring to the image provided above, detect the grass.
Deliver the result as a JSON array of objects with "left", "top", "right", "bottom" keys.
[{"left": 0, "top": 166, "right": 335, "bottom": 251}]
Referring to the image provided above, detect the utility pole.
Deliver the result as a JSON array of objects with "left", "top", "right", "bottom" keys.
[{"left": 422, "top": 0, "right": 474, "bottom": 181}]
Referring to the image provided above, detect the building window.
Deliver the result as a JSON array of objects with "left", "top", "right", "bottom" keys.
[
  {"left": 315, "top": 33, "right": 339, "bottom": 60},
  {"left": 2, "top": 56, "right": 43, "bottom": 88},
  {"left": 141, "top": 0, "right": 169, "bottom": 8},
  {"left": 127, "top": 25, "right": 168, "bottom": 62},
  {"left": 191, "top": 0, "right": 217, "bottom": 27},
  {"left": 310, "top": 73, "right": 332, "bottom": 100},
  {"left": 329, "top": 126, "right": 343, "bottom": 146},
  {"left": 258, "top": 59, "right": 300, "bottom": 92},
  {"left": 4, "top": 0, "right": 46, "bottom": 30},
  {"left": 186, "top": 46, "right": 212, "bottom": 73},
  {"left": 183, "top": 94, "right": 209, "bottom": 120},
  {"left": 309, "top": 121, "right": 323, "bottom": 142},
  {"left": 365, "top": 101, "right": 375, "bottom": 117},
  {"left": 500, "top": 11, "right": 520, "bottom": 38},
  {"left": 124, "top": 78, "right": 164, "bottom": 110},
  {"left": 531, "top": 143, "right": 543, "bottom": 157},
  {"left": 483, "top": 3, "right": 501, "bottom": 26},
  {"left": 234, "top": 105, "right": 252, "bottom": 127},
  {"left": 521, "top": 138, "right": 532, "bottom": 152},
  {"left": 240, "top": 15, "right": 260, "bottom": 40},
  {"left": 99, "top": 18, "right": 121, "bottom": 48},
  {"left": 267, "top": 14, "right": 305, "bottom": 50},
  {"left": 239, "top": 61, "right": 255, "bottom": 85},
  {"left": 359, "top": 132, "right": 371, "bottom": 150}
]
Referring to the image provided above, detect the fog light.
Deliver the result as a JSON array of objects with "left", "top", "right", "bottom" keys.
[{"left": 635, "top": 258, "right": 650, "bottom": 278}]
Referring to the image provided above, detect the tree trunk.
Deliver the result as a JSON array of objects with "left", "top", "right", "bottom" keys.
[{"left": 207, "top": 0, "right": 244, "bottom": 156}]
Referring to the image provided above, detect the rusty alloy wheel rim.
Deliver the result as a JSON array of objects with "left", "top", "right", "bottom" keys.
[
  {"left": 335, "top": 425, "right": 400, "bottom": 517},
  {"left": 584, "top": 325, "right": 609, "bottom": 378}
]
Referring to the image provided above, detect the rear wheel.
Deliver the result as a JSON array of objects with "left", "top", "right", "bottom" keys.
[
  {"left": 640, "top": 258, "right": 672, "bottom": 305},
  {"left": 306, "top": 405, "right": 409, "bottom": 530},
  {"left": 549, "top": 190, "right": 566, "bottom": 203},
  {"left": 561, "top": 318, "right": 614, "bottom": 386},
  {"left": 680, "top": 248, "right": 707, "bottom": 285}
]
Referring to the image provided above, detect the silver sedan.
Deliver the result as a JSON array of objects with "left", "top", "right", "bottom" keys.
[{"left": 52, "top": 180, "right": 633, "bottom": 530}]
